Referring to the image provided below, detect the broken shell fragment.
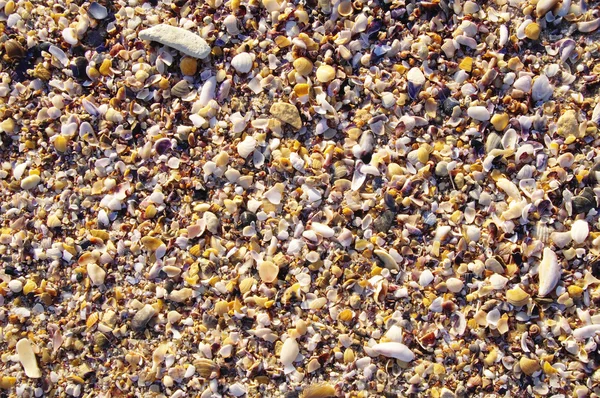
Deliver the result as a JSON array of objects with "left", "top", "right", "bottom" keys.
[
  {"left": 371, "top": 342, "right": 415, "bottom": 362},
  {"left": 538, "top": 248, "right": 560, "bottom": 297}
]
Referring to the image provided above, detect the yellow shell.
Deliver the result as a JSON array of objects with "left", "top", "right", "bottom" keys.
[
  {"left": 293, "top": 57, "right": 313, "bottom": 76},
  {"left": 141, "top": 236, "right": 164, "bottom": 251},
  {"left": 180, "top": 57, "right": 197, "bottom": 76}
]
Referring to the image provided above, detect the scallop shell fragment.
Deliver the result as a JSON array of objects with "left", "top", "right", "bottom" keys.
[
  {"left": 231, "top": 52, "right": 253, "bottom": 74},
  {"left": 506, "top": 287, "right": 530, "bottom": 306}
]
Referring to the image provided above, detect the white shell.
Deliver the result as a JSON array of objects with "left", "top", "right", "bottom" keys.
[
  {"left": 538, "top": 247, "right": 560, "bottom": 297},
  {"left": 532, "top": 75, "right": 553, "bottom": 102},
  {"left": 237, "top": 136, "right": 257, "bottom": 159},
  {"left": 496, "top": 178, "right": 522, "bottom": 201},
  {"left": 371, "top": 342, "right": 415, "bottom": 362},
  {"left": 407, "top": 67, "right": 425, "bottom": 85},
  {"left": 264, "top": 183, "right": 284, "bottom": 205},
  {"left": 571, "top": 219, "right": 589, "bottom": 244},
  {"left": 231, "top": 52, "right": 253, "bottom": 74},
  {"left": 573, "top": 324, "right": 600, "bottom": 340},
  {"left": 467, "top": 106, "right": 490, "bottom": 121},
  {"left": 229, "top": 383, "right": 247, "bottom": 397},
  {"left": 280, "top": 338, "right": 299, "bottom": 366},
  {"left": 374, "top": 249, "right": 399, "bottom": 270},
  {"left": 419, "top": 269, "right": 434, "bottom": 287},
  {"left": 62, "top": 28, "right": 78, "bottom": 45},
  {"left": 16, "top": 339, "right": 42, "bottom": 378},
  {"left": 311, "top": 222, "right": 335, "bottom": 238}
]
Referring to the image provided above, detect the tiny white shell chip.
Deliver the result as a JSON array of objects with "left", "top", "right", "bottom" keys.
[
  {"left": 573, "top": 324, "right": 600, "bottom": 340},
  {"left": 538, "top": 247, "right": 560, "bottom": 297},
  {"left": 231, "top": 52, "right": 253, "bottom": 74},
  {"left": 496, "top": 178, "right": 522, "bottom": 201},
  {"left": 407, "top": 67, "right": 425, "bottom": 85},
  {"left": 264, "top": 183, "right": 284, "bottom": 205},
  {"left": 311, "top": 222, "right": 335, "bottom": 238},
  {"left": 280, "top": 337, "right": 299, "bottom": 366},
  {"left": 258, "top": 260, "right": 279, "bottom": 283},
  {"left": 371, "top": 342, "right": 415, "bottom": 362},
  {"left": 571, "top": 219, "right": 589, "bottom": 244}
]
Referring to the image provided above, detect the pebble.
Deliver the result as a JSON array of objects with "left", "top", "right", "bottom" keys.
[
  {"left": 556, "top": 110, "right": 579, "bottom": 138},
  {"left": 131, "top": 304, "right": 157, "bottom": 331},
  {"left": 138, "top": 24, "right": 211, "bottom": 59},
  {"left": 525, "top": 23, "right": 540, "bottom": 40},
  {"left": 20, "top": 175, "right": 41, "bottom": 190},
  {"left": 316, "top": 65, "right": 336, "bottom": 83},
  {"left": 8, "top": 280, "right": 23, "bottom": 293},
  {"left": 270, "top": 102, "right": 302, "bottom": 130},
  {"left": 16, "top": 339, "right": 41, "bottom": 378}
]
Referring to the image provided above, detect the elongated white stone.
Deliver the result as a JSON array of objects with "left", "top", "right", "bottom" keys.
[
  {"left": 538, "top": 247, "right": 560, "bottom": 297},
  {"left": 139, "top": 24, "right": 210, "bottom": 59}
]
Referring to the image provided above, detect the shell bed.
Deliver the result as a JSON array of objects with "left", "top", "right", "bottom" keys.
[{"left": 1, "top": 0, "right": 600, "bottom": 397}]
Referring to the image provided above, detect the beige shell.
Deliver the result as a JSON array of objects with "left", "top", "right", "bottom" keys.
[{"left": 231, "top": 52, "right": 253, "bottom": 74}]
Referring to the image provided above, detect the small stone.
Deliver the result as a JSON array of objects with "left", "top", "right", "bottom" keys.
[
  {"left": 556, "top": 110, "right": 580, "bottom": 138},
  {"left": 419, "top": 270, "right": 434, "bottom": 287},
  {"left": 131, "top": 304, "right": 157, "bottom": 331},
  {"left": 463, "top": 0, "right": 479, "bottom": 14},
  {"left": 16, "top": 338, "right": 42, "bottom": 378},
  {"left": 139, "top": 24, "right": 211, "bottom": 59},
  {"left": 270, "top": 102, "right": 302, "bottom": 130},
  {"left": 293, "top": 57, "right": 313, "bottom": 76},
  {"left": 54, "top": 135, "right": 69, "bottom": 153},
  {"left": 490, "top": 113, "right": 509, "bottom": 131},
  {"left": 316, "top": 64, "right": 336, "bottom": 83},
  {"left": 525, "top": 22, "right": 540, "bottom": 40},
  {"left": 8, "top": 279, "right": 23, "bottom": 293},
  {"left": 459, "top": 57, "right": 473, "bottom": 72},
  {"left": 443, "top": 98, "right": 460, "bottom": 114},
  {"left": 373, "top": 210, "right": 395, "bottom": 233},
  {"left": 180, "top": 57, "right": 197, "bottom": 76},
  {"left": 87, "top": 263, "right": 106, "bottom": 286},
  {"left": 4, "top": 0, "right": 15, "bottom": 14}
]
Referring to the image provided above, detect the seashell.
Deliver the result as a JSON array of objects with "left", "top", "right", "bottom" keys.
[
  {"left": 141, "top": 236, "right": 164, "bottom": 251},
  {"left": 490, "top": 274, "right": 508, "bottom": 289},
  {"left": 21, "top": 175, "right": 41, "bottom": 190},
  {"left": 195, "top": 358, "right": 219, "bottom": 378},
  {"left": 223, "top": 14, "right": 240, "bottom": 35},
  {"left": 258, "top": 260, "right": 278, "bottom": 283},
  {"left": 536, "top": 0, "right": 558, "bottom": 17},
  {"left": 371, "top": 342, "right": 415, "bottom": 362},
  {"left": 571, "top": 219, "right": 589, "bottom": 244},
  {"left": 154, "top": 138, "right": 172, "bottom": 155},
  {"left": 237, "top": 136, "right": 257, "bottom": 158},
  {"left": 87, "top": 263, "right": 106, "bottom": 286},
  {"left": 293, "top": 57, "right": 313, "bottom": 76},
  {"left": 467, "top": 106, "right": 490, "bottom": 121},
  {"left": 538, "top": 247, "right": 560, "bottom": 297},
  {"left": 506, "top": 287, "right": 530, "bottom": 306},
  {"left": 139, "top": 24, "right": 210, "bottom": 59},
  {"left": 573, "top": 324, "right": 600, "bottom": 341},
  {"left": 3, "top": 39, "right": 25, "bottom": 60},
  {"left": 131, "top": 304, "right": 157, "bottom": 331},
  {"left": 316, "top": 64, "right": 336, "bottom": 83},
  {"left": 171, "top": 80, "right": 190, "bottom": 98},
  {"left": 577, "top": 18, "right": 600, "bottom": 33},
  {"left": 519, "top": 357, "right": 540, "bottom": 376},
  {"left": 62, "top": 28, "right": 78, "bottom": 46},
  {"left": 231, "top": 52, "right": 253, "bottom": 74},
  {"left": 88, "top": 2, "right": 108, "bottom": 19},
  {"left": 531, "top": 75, "right": 553, "bottom": 102},
  {"left": 550, "top": 231, "right": 571, "bottom": 248},
  {"left": 311, "top": 222, "right": 335, "bottom": 238},
  {"left": 280, "top": 337, "right": 299, "bottom": 366},
  {"left": 264, "top": 183, "right": 284, "bottom": 204},
  {"left": 447, "top": 277, "right": 464, "bottom": 293},
  {"left": 485, "top": 132, "right": 501, "bottom": 153},
  {"left": 16, "top": 339, "right": 41, "bottom": 378},
  {"left": 229, "top": 383, "right": 247, "bottom": 397},
  {"left": 374, "top": 249, "right": 399, "bottom": 270},
  {"left": 407, "top": 67, "right": 425, "bottom": 99},
  {"left": 419, "top": 269, "right": 434, "bottom": 287},
  {"left": 302, "top": 383, "right": 336, "bottom": 398},
  {"left": 496, "top": 178, "right": 521, "bottom": 201}
]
